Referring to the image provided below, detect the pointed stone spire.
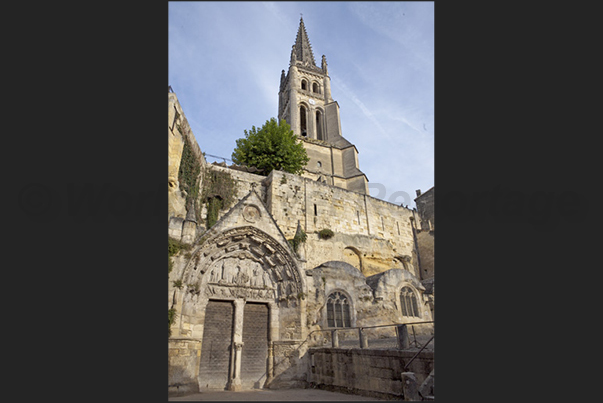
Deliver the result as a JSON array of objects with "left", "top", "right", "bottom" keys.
[
  {"left": 292, "top": 16, "right": 316, "bottom": 67},
  {"left": 279, "top": 69, "right": 286, "bottom": 91}
]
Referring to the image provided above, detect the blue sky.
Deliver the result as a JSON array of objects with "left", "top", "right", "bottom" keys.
[{"left": 168, "top": 1, "right": 433, "bottom": 208}]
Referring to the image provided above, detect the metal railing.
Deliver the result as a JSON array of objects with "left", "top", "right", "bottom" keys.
[{"left": 306, "top": 321, "right": 434, "bottom": 351}]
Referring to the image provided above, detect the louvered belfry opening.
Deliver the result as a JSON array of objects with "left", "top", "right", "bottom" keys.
[{"left": 300, "top": 105, "right": 307, "bottom": 136}]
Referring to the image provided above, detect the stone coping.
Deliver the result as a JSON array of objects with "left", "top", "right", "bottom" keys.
[{"left": 308, "top": 347, "right": 434, "bottom": 359}]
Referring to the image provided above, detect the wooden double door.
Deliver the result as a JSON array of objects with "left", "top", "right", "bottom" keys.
[{"left": 198, "top": 300, "right": 269, "bottom": 390}]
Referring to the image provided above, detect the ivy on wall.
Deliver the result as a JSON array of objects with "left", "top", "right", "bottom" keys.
[
  {"left": 168, "top": 308, "right": 176, "bottom": 338},
  {"left": 177, "top": 133, "right": 201, "bottom": 214},
  {"left": 168, "top": 237, "right": 191, "bottom": 338},
  {"left": 288, "top": 227, "right": 307, "bottom": 257},
  {"left": 200, "top": 169, "right": 236, "bottom": 229}
]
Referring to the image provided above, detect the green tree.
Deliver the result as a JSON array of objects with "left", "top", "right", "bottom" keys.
[{"left": 232, "top": 118, "right": 309, "bottom": 176}]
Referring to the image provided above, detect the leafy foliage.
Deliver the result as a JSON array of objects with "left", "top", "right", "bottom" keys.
[
  {"left": 288, "top": 227, "right": 307, "bottom": 256},
  {"left": 178, "top": 134, "right": 202, "bottom": 212},
  {"left": 168, "top": 308, "right": 177, "bottom": 338},
  {"left": 318, "top": 228, "right": 334, "bottom": 240},
  {"left": 200, "top": 169, "right": 236, "bottom": 229},
  {"left": 231, "top": 118, "right": 309, "bottom": 176},
  {"left": 168, "top": 236, "right": 190, "bottom": 257}
]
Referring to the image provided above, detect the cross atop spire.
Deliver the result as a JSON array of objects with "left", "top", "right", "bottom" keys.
[{"left": 291, "top": 16, "right": 317, "bottom": 68}]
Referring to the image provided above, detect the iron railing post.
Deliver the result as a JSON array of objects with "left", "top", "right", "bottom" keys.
[
  {"left": 359, "top": 327, "right": 368, "bottom": 348},
  {"left": 398, "top": 324, "right": 410, "bottom": 349},
  {"left": 332, "top": 329, "right": 339, "bottom": 348}
]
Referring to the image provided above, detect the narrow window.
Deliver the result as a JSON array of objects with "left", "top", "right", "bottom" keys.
[
  {"left": 301, "top": 79, "right": 307, "bottom": 91},
  {"left": 300, "top": 105, "right": 307, "bottom": 136},
  {"left": 381, "top": 216, "right": 385, "bottom": 231},
  {"left": 317, "top": 161, "right": 322, "bottom": 168},
  {"left": 357, "top": 210, "right": 361, "bottom": 225},
  {"left": 314, "top": 204, "right": 317, "bottom": 216},
  {"left": 316, "top": 110, "right": 323, "bottom": 140},
  {"left": 411, "top": 295, "right": 419, "bottom": 318},
  {"left": 397, "top": 221, "right": 400, "bottom": 235},
  {"left": 327, "top": 301, "right": 335, "bottom": 327},
  {"left": 312, "top": 82, "right": 319, "bottom": 93}
]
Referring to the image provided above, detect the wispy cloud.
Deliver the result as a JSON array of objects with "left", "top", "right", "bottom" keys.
[{"left": 332, "top": 77, "right": 388, "bottom": 137}]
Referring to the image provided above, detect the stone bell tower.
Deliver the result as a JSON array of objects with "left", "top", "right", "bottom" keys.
[{"left": 278, "top": 17, "right": 369, "bottom": 194}]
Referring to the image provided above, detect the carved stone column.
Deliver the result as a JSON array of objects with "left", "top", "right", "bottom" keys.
[
  {"left": 228, "top": 299, "right": 246, "bottom": 391},
  {"left": 266, "top": 341, "right": 274, "bottom": 385},
  {"left": 229, "top": 342, "right": 244, "bottom": 391},
  {"left": 266, "top": 302, "right": 279, "bottom": 385}
]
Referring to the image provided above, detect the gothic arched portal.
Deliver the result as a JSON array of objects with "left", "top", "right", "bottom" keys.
[{"left": 177, "top": 226, "right": 305, "bottom": 391}]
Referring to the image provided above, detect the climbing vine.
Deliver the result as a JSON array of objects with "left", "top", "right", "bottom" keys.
[
  {"left": 288, "top": 227, "right": 307, "bottom": 257},
  {"left": 168, "top": 308, "right": 176, "bottom": 338},
  {"left": 168, "top": 237, "right": 191, "bottom": 338},
  {"left": 200, "top": 169, "right": 236, "bottom": 229},
  {"left": 178, "top": 134, "right": 202, "bottom": 213}
]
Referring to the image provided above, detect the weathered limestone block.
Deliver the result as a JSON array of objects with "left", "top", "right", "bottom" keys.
[
  {"left": 168, "top": 217, "right": 185, "bottom": 239},
  {"left": 401, "top": 372, "right": 419, "bottom": 401},
  {"left": 168, "top": 339, "right": 201, "bottom": 397}
]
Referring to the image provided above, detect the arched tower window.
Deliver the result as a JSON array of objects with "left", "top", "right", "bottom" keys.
[
  {"left": 300, "top": 105, "right": 307, "bottom": 136},
  {"left": 316, "top": 110, "right": 323, "bottom": 140},
  {"left": 327, "top": 291, "right": 351, "bottom": 328},
  {"left": 312, "top": 82, "right": 319, "bottom": 93},
  {"left": 400, "top": 287, "right": 420, "bottom": 318},
  {"left": 301, "top": 79, "right": 307, "bottom": 91}
]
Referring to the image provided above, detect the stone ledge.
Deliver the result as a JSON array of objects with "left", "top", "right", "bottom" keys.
[
  {"left": 309, "top": 382, "right": 402, "bottom": 400},
  {"left": 168, "top": 381, "right": 199, "bottom": 397}
]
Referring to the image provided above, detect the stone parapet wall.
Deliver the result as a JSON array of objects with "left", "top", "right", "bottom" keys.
[{"left": 309, "top": 348, "right": 434, "bottom": 399}]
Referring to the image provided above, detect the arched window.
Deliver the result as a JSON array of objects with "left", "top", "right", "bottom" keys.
[
  {"left": 400, "top": 287, "right": 420, "bottom": 317},
  {"left": 301, "top": 79, "right": 307, "bottom": 91},
  {"left": 316, "top": 110, "right": 323, "bottom": 140},
  {"left": 312, "top": 82, "right": 319, "bottom": 93},
  {"left": 300, "top": 105, "right": 307, "bottom": 136},
  {"left": 327, "top": 291, "right": 351, "bottom": 328}
]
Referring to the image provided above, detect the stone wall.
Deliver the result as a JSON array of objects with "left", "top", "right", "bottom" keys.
[
  {"left": 196, "top": 164, "right": 266, "bottom": 232},
  {"left": 185, "top": 161, "right": 417, "bottom": 280},
  {"left": 301, "top": 141, "right": 367, "bottom": 193},
  {"left": 168, "top": 92, "right": 206, "bottom": 220},
  {"left": 415, "top": 187, "right": 434, "bottom": 231},
  {"left": 168, "top": 338, "right": 202, "bottom": 396},
  {"left": 309, "top": 348, "right": 434, "bottom": 399},
  {"left": 416, "top": 230, "right": 434, "bottom": 280},
  {"left": 264, "top": 169, "right": 416, "bottom": 276}
]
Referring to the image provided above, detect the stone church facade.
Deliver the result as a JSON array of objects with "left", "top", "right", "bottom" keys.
[{"left": 168, "top": 18, "right": 434, "bottom": 396}]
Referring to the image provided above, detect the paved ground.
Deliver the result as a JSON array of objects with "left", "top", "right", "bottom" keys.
[{"left": 168, "top": 388, "right": 389, "bottom": 401}]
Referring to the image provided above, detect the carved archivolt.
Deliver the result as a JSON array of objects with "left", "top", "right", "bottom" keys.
[{"left": 183, "top": 226, "right": 302, "bottom": 306}]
